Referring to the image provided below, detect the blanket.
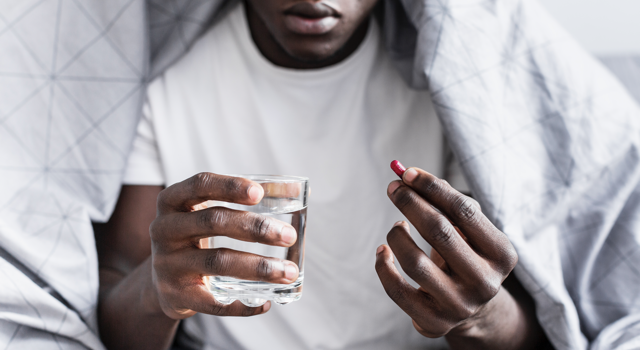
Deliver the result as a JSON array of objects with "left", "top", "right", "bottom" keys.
[{"left": 0, "top": 0, "right": 638, "bottom": 348}]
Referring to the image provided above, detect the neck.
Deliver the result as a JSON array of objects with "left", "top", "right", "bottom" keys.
[{"left": 245, "top": 3, "right": 370, "bottom": 70}]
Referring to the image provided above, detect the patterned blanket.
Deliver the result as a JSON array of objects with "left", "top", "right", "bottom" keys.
[{"left": 0, "top": 0, "right": 638, "bottom": 348}]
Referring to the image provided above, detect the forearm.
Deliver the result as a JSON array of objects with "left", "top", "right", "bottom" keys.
[{"left": 98, "top": 257, "right": 179, "bottom": 350}]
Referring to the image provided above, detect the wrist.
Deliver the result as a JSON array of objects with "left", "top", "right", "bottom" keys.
[
  {"left": 140, "top": 258, "right": 172, "bottom": 319},
  {"left": 445, "top": 287, "right": 529, "bottom": 350}
]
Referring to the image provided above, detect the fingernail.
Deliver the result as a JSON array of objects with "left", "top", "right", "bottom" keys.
[
  {"left": 262, "top": 301, "right": 271, "bottom": 312},
  {"left": 284, "top": 263, "right": 298, "bottom": 281},
  {"left": 248, "top": 185, "right": 263, "bottom": 202},
  {"left": 376, "top": 245, "right": 385, "bottom": 255},
  {"left": 393, "top": 221, "right": 404, "bottom": 227},
  {"left": 280, "top": 226, "right": 297, "bottom": 245},
  {"left": 387, "top": 181, "right": 400, "bottom": 195},
  {"left": 404, "top": 168, "right": 418, "bottom": 183}
]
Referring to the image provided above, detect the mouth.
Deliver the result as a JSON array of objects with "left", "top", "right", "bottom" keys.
[{"left": 283, "top": 2, "right": 341, "bottom": 35}]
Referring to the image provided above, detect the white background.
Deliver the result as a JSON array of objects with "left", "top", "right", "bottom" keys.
[{"left": 537, "top": 0, "right": 640, "bottom": 55}]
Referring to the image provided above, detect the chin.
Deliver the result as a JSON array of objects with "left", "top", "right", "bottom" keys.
[
  {"left": 283, "top": 41, "right": 343, "bottom": 64},
  {"left": 287, "top": 51, "right": 335, "bottom": 63}
]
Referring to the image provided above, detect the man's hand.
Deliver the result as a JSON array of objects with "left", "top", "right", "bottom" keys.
[
  {"left": 150, "top": 173, "right": 300, "bottom": 319},
  {"left": 375, "top": 167, "right": 541, "bottom": 349}
]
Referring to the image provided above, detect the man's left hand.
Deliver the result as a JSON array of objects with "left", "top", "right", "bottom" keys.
[{"left": 375, "top": 167, "right": 533, "bottom": 349}]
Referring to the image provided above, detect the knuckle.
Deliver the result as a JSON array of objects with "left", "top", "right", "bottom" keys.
[
  {"left": 491, "top": 239, "right": 519, "bottom": 274},
  {"left": 190, "top": 172, "right": 215, "bottom": 194},
  {"left": 149, "top": 218, "right": 161, "bottom": 240},
  {"left": 502, "top": 245, "right": 519, "bottom": 271},
  {"left": 422, "top": 177, "right": 446, "bottom": 197},
  {"left": 205, "top": 249, "right": 229, "bottom": 275},
  {"left": 156, "top": 188, "right": 175, "bottom": 213},
  {"left": 429, "top": 217, "right": 457, "bottom": 248},
  {"left": 223, "top": 177, "right": 244, "bottom": 194},
  {"left": 152, "top": 254, "right": 170, "bottom": 274},
  {"left": 469, "top": 197, "right": 481, "bottom": 210},
  {"left": 250, "top": 215, "right": 271, "bottom": 242},
  {"left": 405, "top": 256, "right": 432, "bottom": 279},
  {"left": 450, "top": 301, "right": 476, "bottom": 321},
  {"left": 385, "top": 285, "right": 408, "bottom": 303},
  {"left": 393, "top": 187, "right": 416, "bottom": 211},
  {"left": 450, "top": 195, "right": 479, "bottom": 223},
  {"left": 255, "top": 258, "right": 274, "bottom": 281},
  {"left": 199, "top": 208, "right": 225, "bottom": 231},
  {"left": 476, "top": 278, "right": 502, "bottom": 302},
  {"left": 150, "top": 215, "right": 184, "bottom": 246},
  {"left": 156, "top": 188, "right": 170, "bottom": 206},
  {"left": 224, "top": 177, "right": 244, "bottom": 192}
]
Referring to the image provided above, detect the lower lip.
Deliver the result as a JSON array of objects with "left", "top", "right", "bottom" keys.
[{"left": 284, "top": 15, "right": 339, "bottom": 35}]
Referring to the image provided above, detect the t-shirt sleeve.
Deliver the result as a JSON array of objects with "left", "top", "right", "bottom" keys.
[{"left": 122, "top": 101, "right": 166, "bottom": 186}]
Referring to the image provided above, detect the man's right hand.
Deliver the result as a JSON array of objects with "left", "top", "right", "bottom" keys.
[{"left": 149, "top": 172, "right": 300, "bottom": 319}]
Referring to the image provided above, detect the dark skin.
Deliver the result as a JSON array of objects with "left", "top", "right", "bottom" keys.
[
  {"left": 95, "top": 0, "right": 551, "bottom": 349},
  {"left": 245, "top": 0, "right": 375, "bottom": 68},
  {"left": 95, "top": 176, "right": 299, "bottom": 349},
  {"left": 376, "top": 168, "right": 551, "bottom": 349}
]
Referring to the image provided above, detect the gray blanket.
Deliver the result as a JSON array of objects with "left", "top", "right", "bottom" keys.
[{"left": 1, "top": 0, "right": 639, "bottom": 349}]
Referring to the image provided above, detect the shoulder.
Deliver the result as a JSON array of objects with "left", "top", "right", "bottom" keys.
[{"left": 146, "top": 3, "right": 243, "bottom": 107}]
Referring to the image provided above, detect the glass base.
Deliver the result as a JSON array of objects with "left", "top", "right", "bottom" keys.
[{"left": 209, "top": 276, "right": 304, "bottom": 307}]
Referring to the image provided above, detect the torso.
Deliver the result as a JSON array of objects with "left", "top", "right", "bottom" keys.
[{"left": 141, "top": 3, "right": 450, "bottom": 349}]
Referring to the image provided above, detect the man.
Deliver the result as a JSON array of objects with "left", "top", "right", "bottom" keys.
[
  {"left": 94, "top": 0, "right": 550, "bottom": 349},
  {"left": 3, "top": 0, "right": 639, "bottom": 349}
]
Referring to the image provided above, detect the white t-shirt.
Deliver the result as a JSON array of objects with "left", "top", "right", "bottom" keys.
[{"left": 125, "top": 3, "right": 464, "bottom": 349}]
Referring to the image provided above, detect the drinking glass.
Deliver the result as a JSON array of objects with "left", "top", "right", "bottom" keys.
[{"left": 204, "top": 175, "right": 309, "bottom": 307}]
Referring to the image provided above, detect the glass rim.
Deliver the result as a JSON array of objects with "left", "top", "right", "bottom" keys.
[{"left": 223, "top": 174, "right": 309, "bottom": 183}]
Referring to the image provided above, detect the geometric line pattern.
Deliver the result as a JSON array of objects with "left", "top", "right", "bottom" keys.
[
  {"left": 1, "top": 0, "right": 639, "bottom": 349},
  {"left": 0, "top": 1, "right": 220, "bottom": 348},
  {"left": 384, "top": 0, "right": 640, "bottom": 349}
]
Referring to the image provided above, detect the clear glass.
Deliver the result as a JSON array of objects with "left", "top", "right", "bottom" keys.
[{"left": 204, "top": 175, "right": 309, "bottom": 307}]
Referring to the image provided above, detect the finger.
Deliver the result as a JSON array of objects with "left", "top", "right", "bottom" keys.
[
  {"left": 285, "top": 208, "right": 305, "bottom": 263},
  {"left": 387, "top": 181, "right": 480, "bottom": 276},
  {"left": 431, "top": 225, "right": 466, "bottom": 270},
  {"left": 181, "top": 248, "right": 299, "bottom": 284},
  {"left": 158, "top": 173, "right": 264, "bottom": 214},
  {"left": 430, "top": 247, "right": 446, "bottom": 270},
  {"left": 401, "top": 168, "right": 516, "bottom": 265},
  {"left": 386, "top": 222, "right": 454, "bottom": 297},
  {"left": 262, "top": 182, "right": 302, "bottom": 199},
  {"left": 174, "top": 284, "right": 271, "bottom": 317},
  {"left": 375, "top": 245, "right": 430, "bottom": 320},
  {"left": 154, "top": 207, "right": 297, "bottom": 246}
]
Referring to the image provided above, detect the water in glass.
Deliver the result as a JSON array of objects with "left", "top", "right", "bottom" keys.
[{"left": 205, "top": 175, "right": 308, "bottom": 307}]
